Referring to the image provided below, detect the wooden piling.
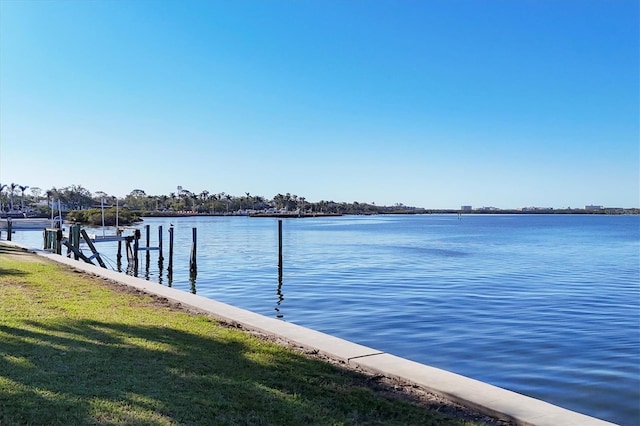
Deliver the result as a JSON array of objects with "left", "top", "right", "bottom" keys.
[
  {"left": 158, "top": 225, "right": 163, "bottom": 261},
  {"left": 117, "top": 228, "right": 123, "bottom": 262},
  {"left": 189, "top": 227, "right": 197, "bottom": 274},
  {"left": 80, "top": 229, "right": 106, "bottom": 268},
  {"left": 65, "top": 227, "right": 71, "bottom": 258},
  {"left": 130, "top": 229, "right": 140, "bottom": 276},
  {"left": 6, "top": 218, "right": 12, "bottom": 241},
  {"left": 133, "top": 229, "right": 140, "bottom": 263},
  {"left": 74, "top": 225, "right": 81, "bottom": 259},
  {"left": 53, "top": 229, "right": 63, "bottom": 255},
  {"left": 62, "top": 240, "right": 94, "bottom": 265},
  {"left": 69, "top": 225, "right": 81, "bottom": 260},
  {"left": 278, "top": 219, "right": 283, "bottom": 273},
  {"left": 168, "top": 226, "right": 174, "bottom": 275},
  {"left": 145, "top": 224, "right": 151, "bottom": 265},
  {"left": 276, "top": 220, "right": 284, "bottom": 318},
  {"left": 157, "top": 225, "right": 164, "bottom": 284}
]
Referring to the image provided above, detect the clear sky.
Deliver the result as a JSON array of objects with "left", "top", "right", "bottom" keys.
[{"left": 1, "top": 0, "right": 638, "bottom": 209}]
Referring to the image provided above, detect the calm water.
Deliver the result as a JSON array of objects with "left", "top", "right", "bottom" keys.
[{"left": 9, "top": 214, "right": 640, "bottom": 425}]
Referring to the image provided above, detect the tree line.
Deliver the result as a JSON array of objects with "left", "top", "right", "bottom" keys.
[{"left": 0, "top": 182, "right": 421, "bottom": 216}]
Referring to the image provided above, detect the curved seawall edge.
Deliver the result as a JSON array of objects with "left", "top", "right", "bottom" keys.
[{"left": 3, "top": 241, "right": 618, "bottom": 426}]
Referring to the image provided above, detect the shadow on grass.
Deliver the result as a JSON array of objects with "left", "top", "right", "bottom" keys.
[
  {"left": 0, "top": 266, "right": 29, "bottom": 277},
  {"left": 0, "top": 318, "right": 458, "bottom": 426},
  {"left": 0, "top": 244, "right": 41, "bottom": 277},
  {"left": 0, "top": 244, "right": 31, "bottom": 256}
]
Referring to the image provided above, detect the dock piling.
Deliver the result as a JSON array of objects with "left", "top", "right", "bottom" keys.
[
  {"left": 189, "top": 227, "right": 197, "bottom": 274},
  {"left": 69, "top": 225, "right": 81, "bottom": 260},
  {"left": 168, "top": 226, "right": 174, "bottom": 278},
  {"left": 117, "top": 228, "right": 123, "bottom": 264},
  {"left": 80, "top": 229, "right": 106, "bottom": 268},
  {"left": 276, "top": 220, "right": 284, "bottom": 318},
  {"left": 133, "top": 229, "right": 140, "bottom": 264},
  {"left": 158, "top": 225, "right": 163, "bottom": 260},
  {"left": 278, "top": 219, "right": 283, "bottom": 273}
]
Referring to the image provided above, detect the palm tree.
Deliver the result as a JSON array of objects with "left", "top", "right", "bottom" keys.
[
  {"left": 254, "top": 195, "right": 265, "bottom": 211},
  {"left": 9, "top": 183, "right": 18, "bottom": 212},
  {"left": 284, "top": 193, "right": 292, "bottom": 211},
  {"left": 0, "top": 183, "right": 6, "bottom": 213},
  {"left": 225, "top": 194, "right": 232, "bottom": 214},
  {"left": 210, "top": 194, "right": 218, "bottom": 214},
  {"left": 45, "top": 189, "right": 54, "bottom": 217},
  {"left": 19, "top": 185, "right": 29, "bottom": 211},
  {"left": 200, "top": 190, "right": 210, "bottom": 212},
  {"left": 273, "top": 193, "right": 284, "bottom": 210},
  {"left": 177, "top": 188, "right": 191, "bottom": 211}
]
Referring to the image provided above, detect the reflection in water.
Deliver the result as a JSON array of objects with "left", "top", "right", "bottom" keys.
[
  {"left": 144, "top": 252, "right": 151, "bottom": 281},
  {"left": 167, "top": 226, "right": 174, "bottom": 287},
  {"left": 276, "top": 219, "right": 284, "bottom": 318},
  {"left": 276, "top": 220, "right": 284, "bottom": 318},
  {"left": 189, "top": 271, "right": 196, "bottom": 294},
  {"left": 275, "top": 263, "right": 284, "bottom": 319},
  {"left": 128, "top": 258, "right": 139, "bottom": 278},
  {"left": 167, "top": 268, "right": 173, "bottom": 287},
  {"left": 157, "top": 257, "right": 164, "bottom": 286}
]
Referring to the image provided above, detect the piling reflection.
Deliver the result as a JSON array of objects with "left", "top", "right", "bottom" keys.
[
  {"left": 157, "top": 257, "right": 164, "bottom": 286},
  {"left": 275, "top": 219, "right": 284, "bottom": 319},
  {"left": 189, "top": 271, "right": 197, "bottom": 294},
  {"left": 275, "top": 260, "right": 284, "bottom": 319},
  {"left": 144, "top": 253, "right": 151, "bottom": 281},
  {"left": 127, "top": 261, "right": 137, "bottom": 277},
  {"left": 167, "top": 226, "right": 174, "bottom": 286}
]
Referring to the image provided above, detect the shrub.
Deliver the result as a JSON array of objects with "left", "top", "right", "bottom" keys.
[{"left": 66, "top": 208, "right": 141, "bottom": 226}]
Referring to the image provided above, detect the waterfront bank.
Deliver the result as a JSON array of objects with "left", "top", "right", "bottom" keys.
[
  {"left": 0, "top": 242, "right": 496, "bottom": 425},
  {"left": 1, "top": 241, "right": 615, "bottom": 425}
]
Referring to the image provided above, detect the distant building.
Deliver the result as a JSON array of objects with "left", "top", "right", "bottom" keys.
[
  {"left": 585, "top": 205, "right": 603, "bottom": 211},
  {"left": 460, "top": 205, "right": 473, "bottom": 211}
]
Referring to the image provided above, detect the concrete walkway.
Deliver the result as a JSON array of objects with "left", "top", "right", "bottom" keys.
[{"left": 3, "top": 241, "right": 616, "bottom": 426}]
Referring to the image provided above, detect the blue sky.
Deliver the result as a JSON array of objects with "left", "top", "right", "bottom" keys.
[{"left": 1, "top": 0, "right": 638, "bottom": 209}]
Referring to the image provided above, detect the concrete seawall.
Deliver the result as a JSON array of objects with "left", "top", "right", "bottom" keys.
[{"left": 2, "top": 241, "right": 617, "bottom": 426}]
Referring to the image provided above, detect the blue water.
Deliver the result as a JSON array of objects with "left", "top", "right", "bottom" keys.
[{"left": 10, "top": 214, "right": 640, "bottom": 425}]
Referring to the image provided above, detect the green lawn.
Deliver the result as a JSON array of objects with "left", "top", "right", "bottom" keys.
[{"left": 0, "top": 244, "right": 484, "bottom": 425}]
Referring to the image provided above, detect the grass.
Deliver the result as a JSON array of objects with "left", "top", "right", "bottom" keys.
[{"left": 0, "top": 244, "right": 487, "bottom": 425}]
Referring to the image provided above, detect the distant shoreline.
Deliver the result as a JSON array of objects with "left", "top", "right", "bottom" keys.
[
  {"left": 4, "top": 209, "right": 635, "bottom": 222},
  {"left": 138, "top": 209, "right": 639, "bottom": 218}
]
